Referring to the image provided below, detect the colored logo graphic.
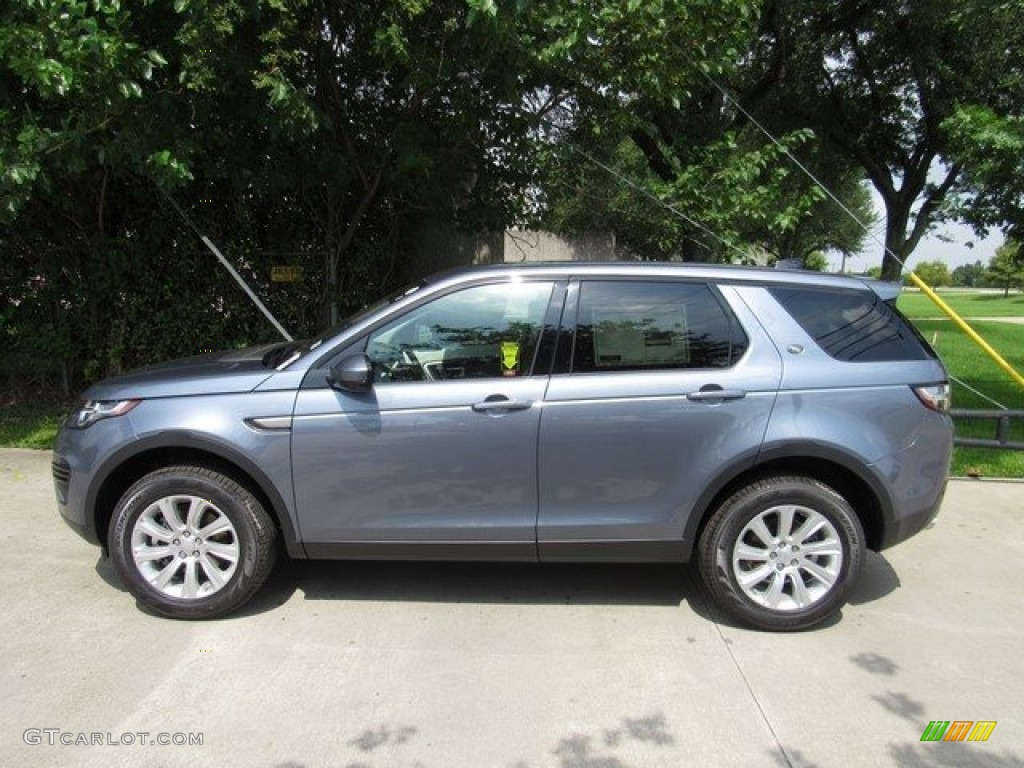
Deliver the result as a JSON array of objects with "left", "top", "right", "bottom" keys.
[
  {"left": 920, "top": 721, "right": 997, "bottom": 742},
  {"left": 501, "top": 341, "right": 520, "bottom": 376}
]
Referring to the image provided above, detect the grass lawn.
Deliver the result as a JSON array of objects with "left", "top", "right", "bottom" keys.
[
  {"left": 898, "top": 289, "right": 1024, "bottom": 318},
  {"left": 907, "top": 310, "right": 1024, "bottom": 478},
  {"left": 0, "top": 399, "right": 68, "bottom": 450}
]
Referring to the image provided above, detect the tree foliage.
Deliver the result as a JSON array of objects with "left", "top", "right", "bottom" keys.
[
  {"left": 986, "top": 240, "right": 1024, "bottom": 297},
  {"left": 542, "top": 0, "right": 828, "bottom": 263},
  {"left": 906, "top": 260, "right": 952, "bottom": 288},
  {"left": 945, "top": 108, "right": 1024, "bottom": 244},
  {"left": 1, "top": 0, "right": 563, "bottom": 390},
  {"left": 771, "top": 0, "right": 1024, "bottom": 280},
  {"left": 951, "top": 260, "right": 987, "bottom": 288},
  {"left": 2, "top": 0, "right": 1023, "bottom": 394}
]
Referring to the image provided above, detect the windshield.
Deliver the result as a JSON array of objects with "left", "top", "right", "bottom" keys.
[{"left": 267, "top": 282, "right": 426, "bottom": 369}]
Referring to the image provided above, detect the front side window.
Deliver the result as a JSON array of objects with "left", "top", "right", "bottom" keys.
[
  {"left": 572, "top": 281, "right": 747, "bottom": 373},
  {"left": 366, "top": 281, "right": 554, "bottom": 382}
]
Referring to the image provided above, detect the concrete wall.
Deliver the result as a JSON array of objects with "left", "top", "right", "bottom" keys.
[
  {"left": 501, "top": 229, "right": 637, "bottom": 263},
  {"left": 404, "top": 226, "right": 637, "bottom": 282}
]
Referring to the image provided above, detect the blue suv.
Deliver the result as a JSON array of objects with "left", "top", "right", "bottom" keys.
[{"left": 53, "top": 263, "right": 953, "bottom": 630}]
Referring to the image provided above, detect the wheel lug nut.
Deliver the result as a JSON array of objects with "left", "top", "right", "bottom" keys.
[
  {"left": 790, "top": 559, "right": 798, "bottom": 566},
  {"left": 792, "top": 545, "right": 799, "bottom": 552},
  {"left": 173, "top": 539, "right": 180, "bottom": 545},
  {"left": 776, "top": 564, "right": 784, "bottom": 571},
  {"left": 192, "top": 550, "right": 199, "bottom": 557},
  {"left": 770, "top": 552, "right": 777, "bottom": 559}
]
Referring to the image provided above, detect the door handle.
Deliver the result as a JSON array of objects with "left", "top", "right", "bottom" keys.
[
  {"left": 686, "top": 387, "right": 746, "bottom": 402},
  {"left": 472, "top": 397, "right": 533, "bottom": 413}
]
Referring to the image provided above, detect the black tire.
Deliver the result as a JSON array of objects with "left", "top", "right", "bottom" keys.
[
  {"left": 697, "top": 476, "right": 864, "bottom": 632},
  {"left": 108, "top": 466, "right": 277, "bottom": 619}
]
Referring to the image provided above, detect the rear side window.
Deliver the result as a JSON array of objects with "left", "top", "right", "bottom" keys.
[
  {"left": 769, "top": 286, "right": 936, "bottom": 362},
  {"left": 572, "top": 281, "right": 747, "bottom": 373}
]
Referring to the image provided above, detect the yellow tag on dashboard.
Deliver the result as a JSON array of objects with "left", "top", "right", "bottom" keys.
[{"left": 501, "top": 341, "right": 520, "bottom": 376}]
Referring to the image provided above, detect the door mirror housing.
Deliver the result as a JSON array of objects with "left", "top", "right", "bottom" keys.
[{"left": 327, "top": 354, "right": 374, "bottom": 393}]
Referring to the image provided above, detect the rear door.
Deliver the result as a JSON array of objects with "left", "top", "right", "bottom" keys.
[{"left": 536, "top": 279, "right": 783, "bottom": 560}]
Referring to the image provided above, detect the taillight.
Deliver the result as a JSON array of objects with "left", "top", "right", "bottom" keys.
[{"left": 912, "top": 383, "right": 951, "bottom": 413}]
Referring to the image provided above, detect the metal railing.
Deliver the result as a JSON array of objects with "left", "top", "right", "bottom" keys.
[{"left": 950, "top": 409, "right": 1024, "bottom": 451}]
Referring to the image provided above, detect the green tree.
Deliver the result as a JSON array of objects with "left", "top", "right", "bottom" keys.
[
  {"left": 907, "top": 260, "right": 952, "bottom": 288},
  {"left": 757, "top": 173, "right": 877, "bottom": 265},
  {"left": 774, "top": 0, "right": 1024, "bottom": 281},
  {"left": 951, "top": 260, "right": 987, "bottom": 288},
  {"left": 533, "top": 0, "right": 831, "bottom": 263},
  {"left": 986, "top": 241, "right": 1024, "bottom": 296},
  {"left": 0, "top": 1, "right": 180, "bottom": 219},
  {"left": 7, "top": 0, "right": 1023, "bottom": 395},
  {"left": 1, "top": 0, "right": 775, "bottom": 391},
  {"left": 541, "top": 140, "right": 687, "bottom": 261},
  {"left": 945, "top": 108, "right": 1024, "bottom": 246},
  {"left": 803, "top": 252, "right": 829, "bottom": 272}
]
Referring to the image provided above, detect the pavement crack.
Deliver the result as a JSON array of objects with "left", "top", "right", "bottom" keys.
[{"left": 697, "top": 588, "right": 795, "bottom": 768}]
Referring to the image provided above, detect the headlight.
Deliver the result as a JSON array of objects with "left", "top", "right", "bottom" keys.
[{"left": 65, "top": 399, "right": 141, "bottom": 429}]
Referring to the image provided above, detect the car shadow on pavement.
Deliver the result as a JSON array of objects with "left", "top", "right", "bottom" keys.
[
  {"left": 846, "top": 550, "right": 901, "bottom": 606},
  {"left": 238, "top": 558, "right": 697, "bottom": 617},
  {"left": 94, "top": 554, "right": 128, "bottom": 593},
  {"left": 93, "top": 547, "right": 902, "bottom": 623}
]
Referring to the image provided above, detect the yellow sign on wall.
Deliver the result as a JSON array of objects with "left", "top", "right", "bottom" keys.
[{"left": 271, "top": 266, "right": 304, "bottom": 283}]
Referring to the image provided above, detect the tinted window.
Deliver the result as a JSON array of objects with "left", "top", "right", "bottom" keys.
[
  {"left": 769, "top": 286, "right": 936, "bottom": 362},
  {"left": 572, "top": 281, "right": 747, "bottom": 373},
  {"left": 366, "top": 281, "right": 554, "bottom": 381}
]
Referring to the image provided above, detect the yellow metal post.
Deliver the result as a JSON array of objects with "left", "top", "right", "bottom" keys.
[{"left": 907, "top": 272, "right": 1024, "bottom": 389}]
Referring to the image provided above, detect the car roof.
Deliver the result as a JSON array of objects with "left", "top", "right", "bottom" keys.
[{"left": 425, "top": 261, "right": 898, "bottom": 299}]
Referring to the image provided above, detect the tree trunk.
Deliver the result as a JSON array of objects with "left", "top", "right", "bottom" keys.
[
  {"left": 322, "top": 169, "right": 384, "bottom": 327},
  {"left": 880, "top": 209, "right": 911, "bottom": 282}
]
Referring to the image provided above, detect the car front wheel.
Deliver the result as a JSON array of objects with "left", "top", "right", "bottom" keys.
[
  {"left": 698, "top": 476, "right": 865, "bottom": 631},
  {"left": 108, "top": 466, "right": 277, "bottom": 619}
]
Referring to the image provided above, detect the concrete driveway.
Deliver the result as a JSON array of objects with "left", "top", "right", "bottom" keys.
[{"left": 0, "top": 448, "right": 1021, "bottom": 768}]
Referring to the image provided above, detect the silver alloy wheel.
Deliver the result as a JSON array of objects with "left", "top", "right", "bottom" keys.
[
  {"left": 731, "top": 504, "right": 843, "bottom": 611},
  {"left": 130, "top": 495, "right": 240, "bottom": 600}
]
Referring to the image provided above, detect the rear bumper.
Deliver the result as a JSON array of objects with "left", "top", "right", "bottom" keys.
[
  {"left": 878, "top": 478, "right": 947, "bottom": 550},
  {"left": 868, "top": 410, "right": 953, "bottom": 551}
]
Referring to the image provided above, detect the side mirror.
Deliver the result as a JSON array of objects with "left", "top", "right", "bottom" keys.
[{"left": 327, "top": 354, "right": 374, "bottom": 393}]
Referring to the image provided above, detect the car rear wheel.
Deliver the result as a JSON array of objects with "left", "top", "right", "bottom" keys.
[
  {"left": 698, "top": 476, "right": 864, "bottom": 631},
  {"left": 109, "top": 466, "right": 277, "bottom": 619}
]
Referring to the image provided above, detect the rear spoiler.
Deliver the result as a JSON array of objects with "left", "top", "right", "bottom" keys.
[{"left": 862, "top": 279, "right": 902, "bottom": 306}]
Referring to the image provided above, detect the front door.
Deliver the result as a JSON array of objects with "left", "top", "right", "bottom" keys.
[{"left": 291, "top": 280, "right": 556, "bottom": 559}]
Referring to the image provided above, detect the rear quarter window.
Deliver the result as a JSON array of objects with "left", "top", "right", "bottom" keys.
[{"left": 768, "top": 286, "right": 936, "bottom": 362}]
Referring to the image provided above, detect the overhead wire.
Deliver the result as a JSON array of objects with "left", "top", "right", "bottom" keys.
[
  {"left": 697, "top": 68, "right": 1024, "bottom": 396},
  {"left": 695, "top": 68, "right": 898, "bottom": 264},
  {"left": 545, "top": 63, "right": 1023, "bottom": 400},
  {"left": 571, "top": 147, "right": 750, "bottom": 261}
]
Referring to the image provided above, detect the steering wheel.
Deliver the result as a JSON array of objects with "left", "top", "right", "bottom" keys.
[{"left": 376, "top": 347, "right": 427, "bottom": 382}]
